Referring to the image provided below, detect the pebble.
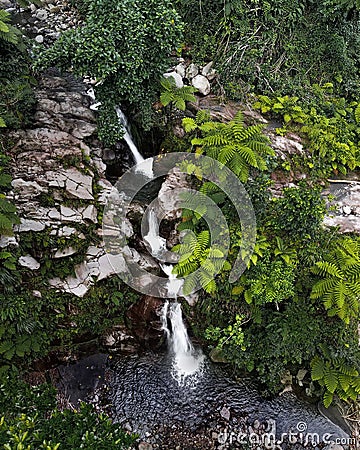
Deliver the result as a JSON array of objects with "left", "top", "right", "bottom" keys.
[
  {"left": 35, "top": 34, "right": 44, "bottom": 43},
  {"left": 138, "top": 443, "right": 153, "bottom": 450},
  {"left": 220, "top": 406, "right": 230, "bottom": 421},
  {"left": 35, "top": 9, "right": 48, "bottom": 20}
]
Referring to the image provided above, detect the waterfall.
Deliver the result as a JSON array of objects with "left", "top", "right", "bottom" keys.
[
  {"left": 160, "top": 263, "right": 184, "bottom": 298},
  {"left": 115, "top": 107, "right": 153, "bottom": 178},
  {"left": 161, "top": 301, "right": 204, "bottom": 385},
  {"left": 144, "top": 209, "right": 167, "bottom": 257}
]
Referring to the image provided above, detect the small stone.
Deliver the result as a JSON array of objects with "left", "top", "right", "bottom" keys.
[
  {"left": 201, "top": 61, "right": 214, "bottom": 76},
  {"left": 342, "top": 205, "right": 352, "bottom": 215},
  {"left": 32, "top": 290, "right": 42, "bottom": 298},
  {"left": 186, "top": 63, "right": 199, "bottom": 79},
  {"left": 19, "top": 255, "right": 40, "bottom": 270},
  {"left": 191, "top": 74, "right": 211, "bottom": 96},
  {"left": 35, "top": 9, "right": 48, "bottom": 20},
  {"left": 220, "top": 406, "right": 231, "bottom": 421},
  {"left": 163, "top": 71, "right": 183, "bottom": 89},
  {"left": 35, "top": 35, "right": 44, "bottom": 45},
  {"left": 138, "top": 443, "right": 153, "bottom": 450},
  {"left": 175, "top": 63, "right": 186, "bottom": 78},
  {"left": 54, "top": 247, "right": 77, "bottom": 258}
]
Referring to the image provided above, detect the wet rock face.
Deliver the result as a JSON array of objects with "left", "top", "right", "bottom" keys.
[
  {"left": 126, "top": 296, "right": 165, "bottom": 349},
  {"left": 5, "top": 74, "right": 116, "bottom": 297}
]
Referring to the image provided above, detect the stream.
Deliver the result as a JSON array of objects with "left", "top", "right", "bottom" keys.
[
  {"left": 105, "top": 112, "right": 351, "bottom": 449},
  {"left": 108, "top": 304, "right": 350, "bottom": 449}
]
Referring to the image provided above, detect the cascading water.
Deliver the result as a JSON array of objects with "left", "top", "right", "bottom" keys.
[
  {"left": 115, "top": 107, "right": 154, "bottom": 178},
  {"left": 144, "top": 209, "right": 167, "bottom": 257},
  {"left": 160, "top": 263, "right": 183, "bottom": 298},
  {"left": 161, "top": 300, "right": 205, "bottom": 386}
]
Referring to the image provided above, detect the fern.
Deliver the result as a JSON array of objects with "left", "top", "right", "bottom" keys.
[
  {"left": 183, "top": 109, "right": 274, "bottom": 182},
  {"left": 160, "top": 77, "right": 197, "bottom": 111},
  {"left": 311, "top": 237, "right": 360, "bottom": 323},
  {"left": 310, "top": 347, "right": 359, "bottom": 407},
  {"left": 0, "top": 9, "right": 19, "bottom": 45}
]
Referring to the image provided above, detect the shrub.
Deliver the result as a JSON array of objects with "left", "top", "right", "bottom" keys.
[{"left": 35, "top": 0, "right": 184, "bottom": 144}]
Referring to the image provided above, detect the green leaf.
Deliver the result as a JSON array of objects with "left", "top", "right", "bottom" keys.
[
  {"left": 244, "top": 289, "right": 252, "bottom": 304},
  {"left": 324, "top": 369, "right": 338, "bottom": 393},
  {"left": 311, "top": 356, "right": 325, "bottom": 381},
  {"left": 323, "top": 390, "right": 334, "bottom": 408}
]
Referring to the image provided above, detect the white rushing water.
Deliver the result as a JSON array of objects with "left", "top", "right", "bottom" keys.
[
  {"left": 115, "top": 107, "right": 154, "bottom": 178},
  {"left": 160, "top": 263, "right": 184, "bottom": 298},
  {"left": 161, "top": 301, "right": 204, "bottom": 385},
  {"left": 144, "top": 209, "right": 167, "bottom": 257}
]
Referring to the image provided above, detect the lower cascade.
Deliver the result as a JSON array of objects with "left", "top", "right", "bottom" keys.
[
  {"left": 108, "top": 311, "right": 349, "bottom": 448},
  {"left": 161, "top": 301, "right": 205, "bottom": 385}
]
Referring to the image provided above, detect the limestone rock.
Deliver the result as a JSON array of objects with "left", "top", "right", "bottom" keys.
[
  {"left": 163, "top": 71, "right": 183, "bottom": 89},
  {"left": 175, "top": 63, "right": 186, "bottom": 78},
  {"left": 101, "top": 324, "right": 140, "bottom": 354},
  {"left": 186, "top": 63, "right": 199, "bottom": 79},
  {"left": 49, "top": 262, "right": 92, "bottom": 297},
  {"left": 11, "top": 178, "right": 47, "bottom": 198},
  {"left": 97, "top": 253, "right": 127, "bottom": 281},
  {"left": 64, "top": 168, "right": 94, "bottom": 200},
  {"left": 0, "top": 236, "right": 18, "bottom": 248},
  {"left": 191, "top": 74, "right": 211, "bottom": 96},
  {"left": 158, "top": 167, "right": 190, "bottom": 220},
  {"left": 82, "top": 204, "right": 97, "bottom": 223},
  {"left": 54, "top": 247, "right": 77, "bottom": 258},
  {"left": 201, "top": 61, "right": 216, "bottom": 80},
  {"left": 269, "top": 133, "right": 304, "bottom": 159},
  {"left": 16, "top": 219, "right": 45, "bottom": 232},
  {"left": 18, "top": 255, "right": 40, "bottom": 270}
]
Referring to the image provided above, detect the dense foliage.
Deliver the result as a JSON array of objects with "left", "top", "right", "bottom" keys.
[
  {"left": 0, "top": 378, "right": 136, "bottom": 448},
  {"left": 177, "top": 111, "right": 359, "bottom": 406},
  {"left": 0, "top": 9, "right": 36, "bottom": 130},
  {"left": 0, "top": 0, "right": 359, "bottom": 434},
  {"left": 35, "top": 0, "right": 183, "bottom": 144},
  {"left": 175, "top": 0, "right": 360, "bottom": 100}
]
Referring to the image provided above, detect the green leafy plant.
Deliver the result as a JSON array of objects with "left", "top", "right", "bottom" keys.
[
  {"left": 311, "top": 237, "right": 360, "bottom": 324},
  {"left": 160, "top": 76, "right": 197, "bottom": 111},
  {"left": 0, "top": 9, "right": 20, "bottom": 45},
  {"left": 172, "top": 230, "right": 226, "bottom": 294},
  {"left": 271, "top": 181, "right": 326, "bottom": 241},
  {"left": 183, "top": 110, "right": 274, "bottom": 182},
  {"left": 311, "top": 345, "right": 360, "bottom": 407},
  {"left": 253, "top": 95, "right": 307, "bottom": 124},
  {"left": 35, "top": 0, "right": 184, "bottom": 143},
  {"left": 0, "top": 9, "right": 36, "bottom": 130}
]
